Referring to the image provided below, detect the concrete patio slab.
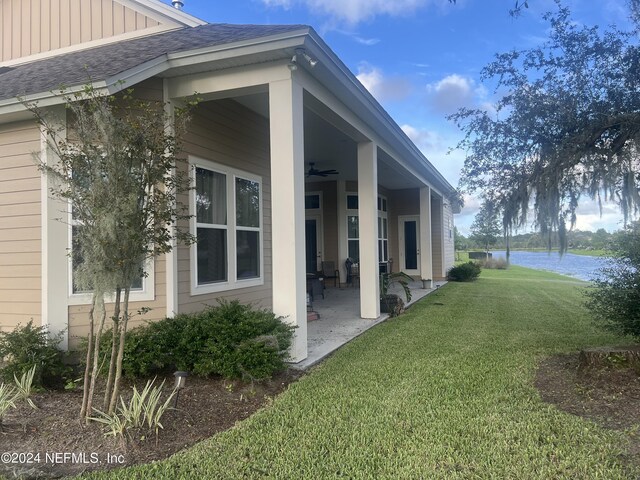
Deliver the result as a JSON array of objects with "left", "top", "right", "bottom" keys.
[{"left": 291, "top": 280, "right": 447, "bottom": 370}]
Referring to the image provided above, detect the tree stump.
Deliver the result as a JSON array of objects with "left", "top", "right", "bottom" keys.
[{"left": 578, "top": 346, "right": 640, "bottom": 371}]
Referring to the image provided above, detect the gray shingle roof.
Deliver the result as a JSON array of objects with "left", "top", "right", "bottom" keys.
[{"left": 0, "top": 23, "right": 308, "bottom": 102}]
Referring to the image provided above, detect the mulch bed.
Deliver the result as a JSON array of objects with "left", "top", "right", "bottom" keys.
[
  {"left": 535, "top": 353, "right": 640, "bottom": 471},
  {"left": 0, "top": 370, "right": 302, "bottom": 479}
]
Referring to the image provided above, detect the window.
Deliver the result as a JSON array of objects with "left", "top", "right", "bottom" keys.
[
  {"left": 69, "top": 206, "right": 151, "bottom": 303},
  {"left": 346, "top": 193, "right": 388, "bottom": 263},
  {"left": 196, "top": 168, "right": 228, "bottom": 284},
  {"left": 305, "top": 194, "right": 320, "bottom": 210},
  {"left": 191, "top": 158, "right": 263, "bottom": 295},
  {"left": 347, "top": 215, "right": 359, "bottom": 261},
  {"left": 378, "top": 203, "right": 389, "bottom": 263}
]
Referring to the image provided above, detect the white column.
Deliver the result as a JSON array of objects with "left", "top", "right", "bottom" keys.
[
  {"left": 41, "top": 106, "right": 70, "bottom": 350},
  {"left": 357, "top": 142, "right": 380, "bottom": 319},
  {"left": 269, "top": 75, "right": 308, "bottom": 362},
  {"left": 337, "top": 179, "right": 347, "bottom": 284},
  {"left": 419, "top": 186, "right": 433, "bottom": 287}
]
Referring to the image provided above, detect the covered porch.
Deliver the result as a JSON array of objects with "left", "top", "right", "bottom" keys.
[{"left": 167, "top": 39, "right": 457, "bottom": 363}]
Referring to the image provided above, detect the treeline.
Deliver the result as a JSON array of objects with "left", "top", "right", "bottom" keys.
[{"left": 456, "top": 227, "right": 621, "bottom": 252}]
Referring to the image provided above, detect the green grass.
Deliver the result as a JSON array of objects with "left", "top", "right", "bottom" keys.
[
  {"left": 88, "top": 266, "right": 637, "bottom": 479},
  {"left": 568, "top": 248, "right": 610, "bottom": 257}
]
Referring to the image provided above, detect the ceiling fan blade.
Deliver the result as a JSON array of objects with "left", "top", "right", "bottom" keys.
[{"left": 306, "top": 162, "right": 339, "bottom": 177}]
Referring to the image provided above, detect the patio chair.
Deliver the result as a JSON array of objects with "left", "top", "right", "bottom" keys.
[
  {"left": 321, "top": 261, "right": 340, "bottom": 288},
  {"left": 345, "top": 259, "right": 360, "bottom": 287}
]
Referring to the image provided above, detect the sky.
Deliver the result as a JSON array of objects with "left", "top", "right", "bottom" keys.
[{"left": 162, "top": 0, "right": 634, "bottom": 235}]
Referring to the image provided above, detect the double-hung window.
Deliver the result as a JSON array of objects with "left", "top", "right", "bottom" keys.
[
  {"left": 346, "top": 194, "right": 359, "bottom": 261},
  {"left": 68, "top": 191, "right": 152, "bottom": 304},
  {"left": 345, "top": 193, "right": 388, "bottom": 264},
  {"left": 192, "top": 157, "right": 263, "bottom": 295},
  {"left": 378, "top": 196, "right": 389, "bottom": 263}
]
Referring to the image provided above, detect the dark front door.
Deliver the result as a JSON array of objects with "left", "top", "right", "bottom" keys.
[{"left": 305, "top": 218, "right": 318, "bottom": 273}]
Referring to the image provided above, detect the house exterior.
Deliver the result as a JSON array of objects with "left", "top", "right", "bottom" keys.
[{"left": 0, "top": 0, "right": 458, "bottom": 363}]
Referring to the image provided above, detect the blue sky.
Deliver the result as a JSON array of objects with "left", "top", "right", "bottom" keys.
[{"left": 165, "top": 0, "right": 632, "bottom": 235}]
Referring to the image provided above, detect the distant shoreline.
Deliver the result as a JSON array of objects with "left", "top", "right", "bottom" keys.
[{"left": 465, "top": 248, "right": 608, "bottom": 258}]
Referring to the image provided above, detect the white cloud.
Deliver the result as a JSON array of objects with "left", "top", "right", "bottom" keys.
[
  {"left": 261, "top": 0, "right": 449, "bottom": 24},
  {"left": 401, "top": 124, "right": 443, "bottom": 152},
  {"left": 356, "top": 63, "right": 412, "bottom": 103},
  {"left": 261, "top": 0, "right": 293, "bottom": 7},
  {"left": 353, "top": 36, "right": 380, "bottom": 46},
  {"left": 425, "top": 74, "right": 491, "bottom": 115},
  {"left": 334, "top": 29, "right": 380, "bottom": 45},
  {"left": 573, "top": 198, "right": 626, "bottom": 232},
  {"left": 400, "top": 123, "right": 466, "bottom": 184}
]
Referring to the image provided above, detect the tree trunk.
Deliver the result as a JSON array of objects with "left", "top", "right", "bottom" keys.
[
  {"left": 109, "top": 288, "right": 131, "bottom": 414},
  {"left": 79, "top": 295, "right": 96, "bottom": 420},
  {"left": 578, "top": 346, "right": 640, "bottom": 371},
  {"left": 505, "top": 229, "right": 511, "bottom": 264},
  {"left": 85, "top": 295, "right": 107, "bottom": 424},
  {"left": 103, "top": 288, "right": 121, "bottom": 409}
]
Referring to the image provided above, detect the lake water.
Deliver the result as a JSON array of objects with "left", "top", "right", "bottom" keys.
[{"left": 491, "top": 250, "right": 609, "bottom": 281}]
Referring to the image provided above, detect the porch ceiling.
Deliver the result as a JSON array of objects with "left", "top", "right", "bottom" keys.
[{"left": 234, "top": 92, "right": 425, "bottom": 190}]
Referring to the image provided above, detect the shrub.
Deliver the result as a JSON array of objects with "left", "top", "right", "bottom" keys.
[
  {"left": 0, "top": 321, "right": 71, "bottom": 389},
  {"left": 481, "top": 257, "right": 509, "bottom": 269},
  {"left": 585, "top": 222, "right": 640, "bottom": 339},
  {"left": 91, "top": 379, "right": 175, "bottom": 443},
  {"left": 119, "top": 300, "right": 295, "bottom": 380},
  {"left": 447, "top": 261, "right": 482, "bottom": 282}
]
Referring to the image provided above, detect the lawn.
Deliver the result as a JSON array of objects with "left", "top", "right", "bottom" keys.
[{"left": 89, "top": 266, "right": 637, "bottom": 479}]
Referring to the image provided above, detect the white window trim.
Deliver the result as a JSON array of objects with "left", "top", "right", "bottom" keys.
[
  {"left": 189, "top": 156, "right": 264, "bottom": 296},
  {"left": 67, "top": 213, "right": 156, "bottom": 306},
  {"left": 378, "top": 194, "right": 389, "bottom": 263},
  {"left": 346, "top": 192, "right": 389, "bottom": 263}
]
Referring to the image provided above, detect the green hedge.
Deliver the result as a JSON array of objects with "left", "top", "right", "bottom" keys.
[
  {"left": 117, "top": 300, "right": 295, "bottom": 380},
  {"left": 0, "top": 321, "right": 72, "bottom": 389},
  {"left": 447, "top": 261, "right": 482, "bottom": 282}
]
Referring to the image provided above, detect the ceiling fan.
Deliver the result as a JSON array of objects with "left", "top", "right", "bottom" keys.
[{"left": 306, "top": 162, "right": 339, "bottom": 178}]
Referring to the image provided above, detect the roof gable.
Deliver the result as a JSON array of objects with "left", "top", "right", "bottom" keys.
[{"left": 0, "top": 0, "right": 206, "bottom": 66}]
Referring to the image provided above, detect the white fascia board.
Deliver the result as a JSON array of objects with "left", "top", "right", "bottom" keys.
[
  {"left": 118, "top": 0, "right": 207, "bottom": 27},
  {"left": 303, "top": 31, "right": 456, "bottom": 196},
  {"left": 0, "top": 81, "right": 109, "bottom": 116}
]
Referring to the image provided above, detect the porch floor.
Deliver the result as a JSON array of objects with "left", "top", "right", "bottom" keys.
[{"left": 292, "top": 279, "right": 447, "bottom": 370}]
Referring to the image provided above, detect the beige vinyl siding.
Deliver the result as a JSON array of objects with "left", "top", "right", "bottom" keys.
[
  {"left": 66, "top": 78, "right": 166, "bottom": 350},
  {"left": 0, "top": 0, "right": 162, "bottom": 62},
  {"left": 0, "top": 120, "right": 41, "bottom": 332},
  {"left": 443, "top": 203, "right": 455, "bottom": 272},
  {"left": 431, "top": 196, "right": 445, "bottom": 279},
  {"left": 178, "top": 98, "right": 272, "bottom": 314}
]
